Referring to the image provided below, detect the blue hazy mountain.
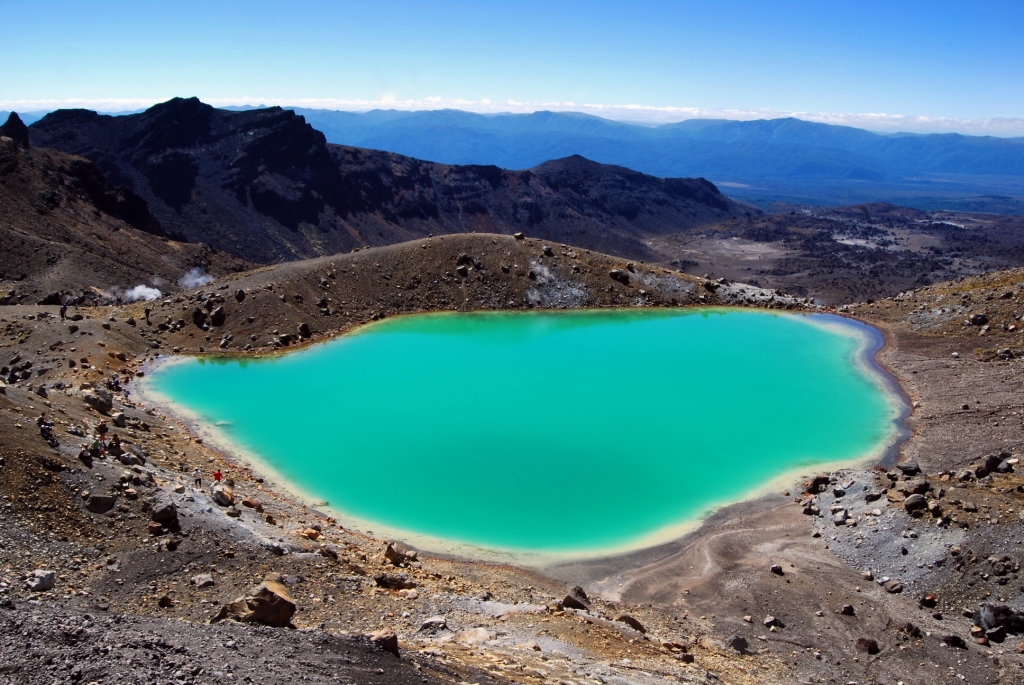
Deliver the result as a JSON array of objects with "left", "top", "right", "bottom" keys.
[{"left": 293, "top": 109, "right": 1024, "bottom": 211}]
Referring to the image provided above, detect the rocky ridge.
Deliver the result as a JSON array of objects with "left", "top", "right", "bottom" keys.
[{"left": 28, "top": 98, "right": 748, "bottom": 264}]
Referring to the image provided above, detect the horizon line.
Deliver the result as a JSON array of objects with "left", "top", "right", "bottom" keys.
[{"left": 3, "top": 96, "right": 1024, "bottom": 138}]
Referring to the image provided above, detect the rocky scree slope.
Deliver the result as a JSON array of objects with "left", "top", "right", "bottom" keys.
[
  {"left": 0, "top": 125, "right": 249, "bottom": 305},
  {"left": 28, "top": 98, "right": 748, "bottom": 264}
]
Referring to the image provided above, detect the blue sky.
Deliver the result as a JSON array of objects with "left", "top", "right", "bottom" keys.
[{"left": 2, "top": 0, "right": 1022, "bottom": 134}]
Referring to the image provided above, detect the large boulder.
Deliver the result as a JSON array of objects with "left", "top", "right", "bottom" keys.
[
  {"left": 211, "top": 482, "right": 234, "bottom": 506},
  {"left": 976, "top": 604, "right": 1024, "bottom": 635},
  {"left": 82, "top": 388, "right": 113, "bottom": 414},
  {"left": 904, "top": 494, "right": 927, "bottom": 513},
  {"left": 191, "top": 308, "right": 208, "bottom": 328},
  {"left": 896, "top": 459, "right": 921, "bottom": 476},
  {"left": 213, "top": 573, "right": 295, "bottom": 627},
  {"left": 373, "top": 572, "right": 416, "bottom": 590},
  {"left": 562, "top": 586, "right": 591, "bottom": 611},
  {"left": 85, "top": 493, "right": 117, "bottom": 513},
  {"left": 368, "top": 628, "right": 400, "bottom": 656},
  {"left": 209, "top": 306, "right": 226, "bottom": 326},
  {"left": 150, "top": 492, "right": 178, "bottom": 526},
  {"left": 25, "top": 570, "right": 55, "bottom": 592}
]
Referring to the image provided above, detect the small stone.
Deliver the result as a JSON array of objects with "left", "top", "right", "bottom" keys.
[
  {"left": 855, "top": 638, "right": 879, "bottom": 654},
  {"left": 769, "top": 564, "right": 785, "bottom": 576},
  {"left": 726, "top": 635, "right": 749, "bottom": 653},
  {"left": 191, "top": 574, "right": 215, "bottom": 588},
  {"left": 616, "top": 614, "right": 646, "bottom": 633},
  {"left": 841, "top": 604, "right": 855, "bottom": 616},
  {"left": 883, "top": 580, "right": 903, "bottom": 594},
  {"left": 942, "top": 634, "right": 967, "bottom": 649},
  {"left": 456, "top": 627, "right": 493, "bottom": 645},
  {"left": 419, "top": 616, "right": 448, "bottom": 633}
]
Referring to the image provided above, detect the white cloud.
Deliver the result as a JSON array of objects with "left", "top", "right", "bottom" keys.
[{"left": 3, "top": 95, "right": 1023, "bottom": 136}]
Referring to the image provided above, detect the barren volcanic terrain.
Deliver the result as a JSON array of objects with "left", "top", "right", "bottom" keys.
[{"left": 1, "top": 230, "right": 1023, "bottom": 684}]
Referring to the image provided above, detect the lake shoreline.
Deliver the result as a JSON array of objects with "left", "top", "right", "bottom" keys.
[{"left": 137, "top": 307, "right": 911, "bottom": 569}]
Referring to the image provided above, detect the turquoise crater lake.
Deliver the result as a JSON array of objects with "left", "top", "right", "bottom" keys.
[{"left": 146, "top": 309, "right": 900, "bottom": 559}]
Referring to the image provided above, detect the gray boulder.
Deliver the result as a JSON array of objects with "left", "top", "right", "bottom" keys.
[
  {"left": 82, "top": 388, "right": 113, "bottom": 414},
  {"left": 86, "top": 493, "right": 117, "bottom": 513},
  {"left": 150, "top": 492, "right": 178, "bottom": 525},
  {"left": 25, "top": 570, "right": 55, "bottom": 592},
  {"left": 419, "top": 616, "right": 448, "bottom": 633},
  {"left": 562, "top": 586, "right": 591, "bottom": 611},
  {"left": 904, "top": 494, "right": 927, "bottom": 512}
]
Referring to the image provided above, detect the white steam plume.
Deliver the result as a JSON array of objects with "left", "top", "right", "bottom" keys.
[
  {"left": 178, "top": 268, "right": 214, "bottom": 289},
  {"left": 125, "top": 285, "right": 162, "bottom": 302}
]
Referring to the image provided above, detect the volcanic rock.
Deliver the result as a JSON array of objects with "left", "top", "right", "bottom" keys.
[
  {"left": 213, "top": 573, "right": 296, "bottom": 627},
  {"left": 25, "top": 570, "right": 55, "bottom": 592}
]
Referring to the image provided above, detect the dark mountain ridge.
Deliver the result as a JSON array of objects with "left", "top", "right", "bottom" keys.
[
  {"left": 28, "top": 98, "right": 745, "bottom": 263},
  {"left": 292, "top": 108, "right": 1024, "bottom": 211}
]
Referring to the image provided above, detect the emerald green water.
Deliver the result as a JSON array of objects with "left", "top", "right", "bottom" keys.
[{"left": 147, "top": 309, "right": 898, "bottom": 557}]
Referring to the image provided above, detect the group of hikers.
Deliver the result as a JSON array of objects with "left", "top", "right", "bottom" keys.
[
  {"left": 192, "top": 467, "right": 223, "bottom": 488},
  {"left": 72, "top": 418, "right": 123, "bottom": 465}
]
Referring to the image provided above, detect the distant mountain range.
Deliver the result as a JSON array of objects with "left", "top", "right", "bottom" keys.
[
  {"left": 291, "top": 108, "right": 1024, "bottom": 212},
  {"left": 26, "top": 98, "right": 745, "bottom": 263}
]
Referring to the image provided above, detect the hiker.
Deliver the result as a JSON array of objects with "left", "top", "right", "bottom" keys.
[
  {"left": 89, "top": 440, "right": 104, "bottom": 459},
  {"left": 108, "top": 433, "right": 122, "bottom": 456},
  {"left": 78, "top": 444, "right": 92, "bottom": 467},
  {"left": 212, "top": 470, "right": 223, "bottom": 483},
  {"left": 36, "top": 413, "right": 51, "bottom": 429},
  {"left": 96, "top": 420, "right": 109, "bottom": 445},
  {"left": 59, "top": 304, "right": 67, "bottom": 321},
  {"left": 193, "top": 467, "right": 202, "bottom": 488},
  {"left": 144, "top": 307, "right": 151, "bottom": 324}
]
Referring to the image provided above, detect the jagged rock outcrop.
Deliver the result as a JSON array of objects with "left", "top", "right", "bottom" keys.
[{"left": 1, "top": 112, "right": 30, "bottom": 149}]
